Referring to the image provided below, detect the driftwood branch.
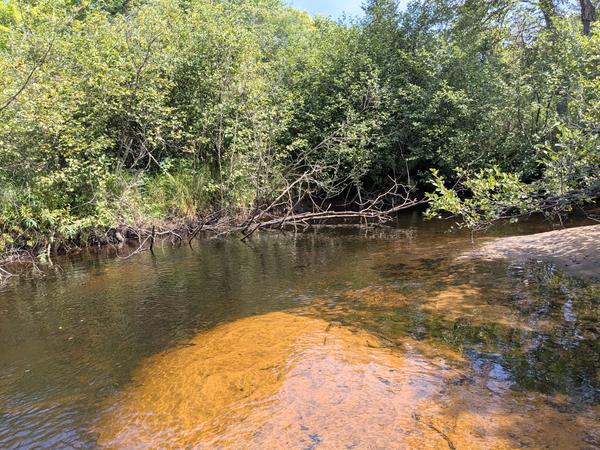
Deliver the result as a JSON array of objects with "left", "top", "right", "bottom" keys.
[
  {"left": 240, "top": 176, "right": 422, "bottom": 240},
  {"left": 189, "top": 209, "right": 224, "bottom": 245},
  {"left": 0, "top": 265, "right": 15, "bottom": 279}
]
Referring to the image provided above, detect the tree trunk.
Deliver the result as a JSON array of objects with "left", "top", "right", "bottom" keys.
[
  {"left": 539, "top": 0, "right": 556, "bottom": 29},
  {"left": 580, "top": 0, "right": 597, "bottom": 35}
]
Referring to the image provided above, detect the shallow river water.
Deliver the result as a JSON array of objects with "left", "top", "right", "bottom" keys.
[{"left": 1, "top": 214, "right": 599, "bottom": 449}]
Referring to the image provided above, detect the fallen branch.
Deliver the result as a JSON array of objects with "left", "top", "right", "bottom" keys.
[
  {"left": 189, "top": 210, "right": 225, "bottom": 245},
  {"left": 241, "top": 177, "right": 423, "bottom": 240},
  {"left": 0, "top": 266, "right": 15, "bottom": 279},
  {"left": 150, "top": 225, "right": 155, "bottom": 254},
  {"left": 117, "top": 235, "right": 153, "bottom": 260}
]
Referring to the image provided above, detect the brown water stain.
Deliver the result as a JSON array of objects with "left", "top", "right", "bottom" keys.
[{"left": 95, "top": 312, "right": 599, "bottom": 449}]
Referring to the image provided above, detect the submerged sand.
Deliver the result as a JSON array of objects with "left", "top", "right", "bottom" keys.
[
  {"left": 468, "top": 224, "right": 600, "bottom": 278},
  {"left": 94, "top": 312, "right": 599, "bottom": 449}
]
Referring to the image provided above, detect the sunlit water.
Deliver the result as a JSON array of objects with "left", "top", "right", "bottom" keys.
[{"left": 1, "top": 214, "right": 598, "bottom": 448}]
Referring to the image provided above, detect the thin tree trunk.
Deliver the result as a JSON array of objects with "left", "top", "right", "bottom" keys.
[
  {"left": 539, "top": 0, "right": 556, "bottom": 29},
  {"left": 579, "top": 0, "right": 597, "bottom": 35}
]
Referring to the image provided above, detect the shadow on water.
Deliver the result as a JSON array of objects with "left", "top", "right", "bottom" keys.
[{"left": 0, "top": 214, "right": 598, "bottom": 448}]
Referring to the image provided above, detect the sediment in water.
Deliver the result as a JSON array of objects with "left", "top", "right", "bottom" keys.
[{"left": 94, "top": 312, "right": 600, "bottom": 449}]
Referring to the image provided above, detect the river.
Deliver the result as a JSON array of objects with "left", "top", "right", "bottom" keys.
[{"left": 1, "top": 214, "right": 598, "bottom": 448}]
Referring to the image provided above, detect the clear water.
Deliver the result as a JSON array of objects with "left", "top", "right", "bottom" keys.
[{"left": 0, "top": 214, "right": 598, "bottom": 448}]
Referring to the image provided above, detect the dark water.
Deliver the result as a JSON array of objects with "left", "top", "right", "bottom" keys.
[{"left": 0, "top": 214, "right": 599, "bottom": 448}]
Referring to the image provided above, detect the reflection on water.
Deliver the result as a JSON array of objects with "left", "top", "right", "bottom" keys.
[{"left": 0, "top": 215, "right": 599, "bottom": 448}]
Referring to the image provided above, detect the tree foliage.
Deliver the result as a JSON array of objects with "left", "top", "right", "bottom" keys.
[{"left": 0, "top": 0, "right": 598, "bottom": 252}]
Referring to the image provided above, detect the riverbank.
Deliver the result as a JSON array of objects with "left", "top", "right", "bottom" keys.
[
  {"left": 468, "top": 224, "right": 600, "bottom": 278},
  {"left": 0, "top": 216, "right": 222, "bottom": 280},
  {"left": 0, "top": 194, "right": 423, "bottom": 279}
]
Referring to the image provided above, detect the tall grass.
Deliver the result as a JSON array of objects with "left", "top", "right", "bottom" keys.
[{"left": 142, "top": 165, "right": 219, "bottom": 220}]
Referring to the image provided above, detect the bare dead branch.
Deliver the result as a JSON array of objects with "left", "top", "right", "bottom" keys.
[{"left": 240, "top": 175, "right": 423, "bottom": 240}]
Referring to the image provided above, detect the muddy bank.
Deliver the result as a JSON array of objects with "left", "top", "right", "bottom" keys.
[
  {"left": 94, "top": 312, "right": 599, "bottom": 449},
  {"left": 467, "top": 224, "right": 600, "bottom": 278}
]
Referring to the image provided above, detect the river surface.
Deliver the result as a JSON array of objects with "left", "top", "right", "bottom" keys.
[{"left": 1, "top": 214, "right": 599, "bottom": 449}]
